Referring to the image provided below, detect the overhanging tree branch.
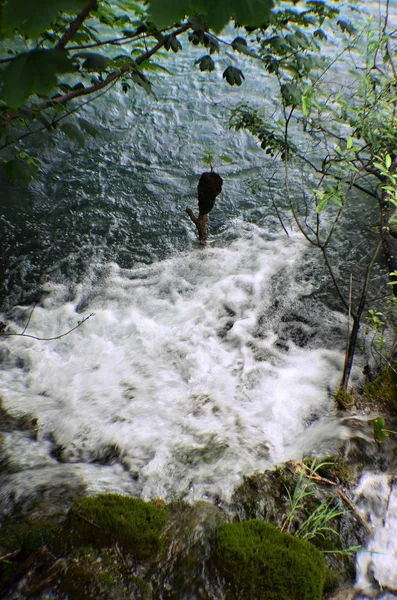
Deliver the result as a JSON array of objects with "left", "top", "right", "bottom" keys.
[
  {"left": 0, "top": 80, "right": 118, "bottom": 151},
  {"left": 56, "top": 0, "right": 99, "bottom": 50},
  {"left": 36, "top": 22, "right": 190, "bottom": 111}
]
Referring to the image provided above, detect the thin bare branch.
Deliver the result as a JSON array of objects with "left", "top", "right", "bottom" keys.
[
  {"left": 1, "top": 313, "right": 94, "bottom": 341},
  {"left": 20, "top": 302, "right": 37, "bottom": 335}
]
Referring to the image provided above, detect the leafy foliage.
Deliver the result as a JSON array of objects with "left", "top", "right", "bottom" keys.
[
  {"left": 372, "top": 417, "right": 389, "bottom": 443},
  {"left": 0, "top": 0, "right": 303, "bottom": 184},
  {"left": 1, "top": 49, "right": 74, "bottom": 108},
  {"left": 195, "top": 54, "right": 215, "bottom": 71},
  {"left": 1, "top": 0, "right": 88, "bottom": 38},
  {"left": 148, "top": 0, "right": 275, "bottom": 32},
  {"left": 223, "top": 65, "right": 245, "bottom": 86}
]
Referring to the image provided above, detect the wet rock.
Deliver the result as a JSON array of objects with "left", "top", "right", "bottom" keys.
[
  {"left": 153, "top": 500, "right": 226, "bottom": 600},
  {"left": 0, "top": 398, "right": 38, "bottom": 438},
  {"left": 363, "top": 366, "right": 397, "bottom": 413},
  {"left": 60, "top": 551, "right": 152, "bottom": 600},
  {"left": 325, "top": 587, "right": 357, "bottom": 599}
]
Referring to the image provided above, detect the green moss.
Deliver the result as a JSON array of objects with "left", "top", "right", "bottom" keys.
[
  {"left": 334, "top": 388, "right": 354, "bottom": 410},
  {"left": 67, "top": 493, "right": 168, "bottom": 560},
  {"left": 0, "top": 518, "right": 66, "bottom": 582},
  {"left": 215, "top": 520, "right": 326, "bottom": 600},
  {"left": 0, "top": 519, "right": 63, "bottom": 556},
  {"left": 364, "top": 367, "right": 397, "bottom": 409}
]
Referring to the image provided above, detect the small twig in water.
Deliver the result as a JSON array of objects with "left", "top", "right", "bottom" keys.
[{"left": 0, "top": 308, "right": 94, "bottom": 341}]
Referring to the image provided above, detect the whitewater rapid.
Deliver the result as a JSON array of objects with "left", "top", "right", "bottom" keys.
[{"left": 0, "top": 228, "right": 351, "bottom": 517}]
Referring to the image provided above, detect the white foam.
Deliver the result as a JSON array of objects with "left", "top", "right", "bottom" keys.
[
  {"left": 0, "top": 229, "right": 347, "bottom": 504},
  {"left": 355, "top": 473, "right": 397, "bottom": 598}
]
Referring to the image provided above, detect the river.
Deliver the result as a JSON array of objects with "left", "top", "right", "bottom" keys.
[{"left": 0, "top": 3, "right": 396, "bottom": 597}]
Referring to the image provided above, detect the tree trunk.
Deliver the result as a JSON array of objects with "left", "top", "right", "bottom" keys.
[
  {"left": 380, "top": 188, "right": 397, "bottom": 295},
  {"left": 186, "top": 171, "right": 223, "bottom": 242},
  {"left": 186, "top": 209, "right": 208, "bottom": 242}
]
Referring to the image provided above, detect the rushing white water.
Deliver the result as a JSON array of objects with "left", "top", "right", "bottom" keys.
[
  {"left": 0, "top": 228, "right": 351, "bottom": 516},
  {"left": 355, "top": 474, "right": 397, "bottom": 600}
]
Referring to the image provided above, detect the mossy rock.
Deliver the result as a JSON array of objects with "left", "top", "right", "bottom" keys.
[
  {"left": 334, "top": 388, "right": 354, "bottom": 411},
  {"left": 154, "top": 500, "right": 226, "bottom": 598},
  {"left": 364, "top": 367, "right": 397, "bottom": 410},
  {"left": 67, "top": 493, "right": 168, "bottom": 560},
  {"left": 0, "top": 518, "right": 61, "bottom": 554},
  {"left": 215, "top": 520, "right": 326, "bottom": 600},
  {"left": 0, "top": 519, "right": 67, "bottom": 597},
  {"left": 230, "top": 468, "right": 292, "bottom": 524},
  {"left": 60, "top": 551, "right": 152, "bottom": 600}
]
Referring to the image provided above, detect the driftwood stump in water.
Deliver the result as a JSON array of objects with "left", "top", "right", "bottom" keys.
[{"left": 186, "top": 171, "right": 223, "bottom": 242}]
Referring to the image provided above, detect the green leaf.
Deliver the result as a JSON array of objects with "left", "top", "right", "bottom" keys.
[
  {"left": 2, "top": 156, "right": 38, "bottom": 185},
  {"left": 301, "top": 95, "right": 311, "bottom": 117},
  {"left": 281, "top": 82, "right": 302, "bottom": 106},
  {"left": 61, "top": 122, "right": 86, "bottom": 146},
  {"left": 147, "top": 0, "right": 274, "bottom": 32},
  {"left": 131, "top": 71, "right": 154, "bottom": 96},
  {"left": 203, "top": 33, "right": 219, "bottom": 54},
  {"left": 1, "top": 49, "right": 74, "bottom": 109},
  {"left": 232, "top": 36, "right": 247, "bottom": 50},
  {"left": 337, "top": 19, "right": 356, "bottom": 35},
  {"left": 220, "top": 154, "right": 233, "bottom": 163},
  {"left": 195, "top": 54, "right": 216, "bottom": 72},
  {"left": 164, "top": 35, "right": 182, "bottom": 53},
  {"left": 147, "top": 0, "right": 190, "bottom": 29},
  {"left": 203, "top": 2, "right": 232, "bottom": 32},
  {"left": 385, "top": 154, "right": 392, "bottom": 169},
  {"left": 346, "top": 137, "right": 353, "bottom": 149},
  {"left": 372, "top": 417, "right": 389, "bottom": 443},
  {"left": 143, "top": 61, "right": 172, "bottom": 74},
  {"left": 1, "top": 0, "right": 87, "bottom": 38},
  {"left": 313, "top": 28, "right": 327, "bottom": 41},
  {"left": 230, "top": 35, "right": 255, "bottom": 55},
  {"left": 316, "top": 196, "right": 328, "bottom": 213},
  {"left": 223, "top": 65, "right": 245, "bottom": 86},
  {"left": 231, "top": 0, "right": 274, "bottom": 27},
  {"left": 74, "top": 52, "right": 108, "bottom": 71}
]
